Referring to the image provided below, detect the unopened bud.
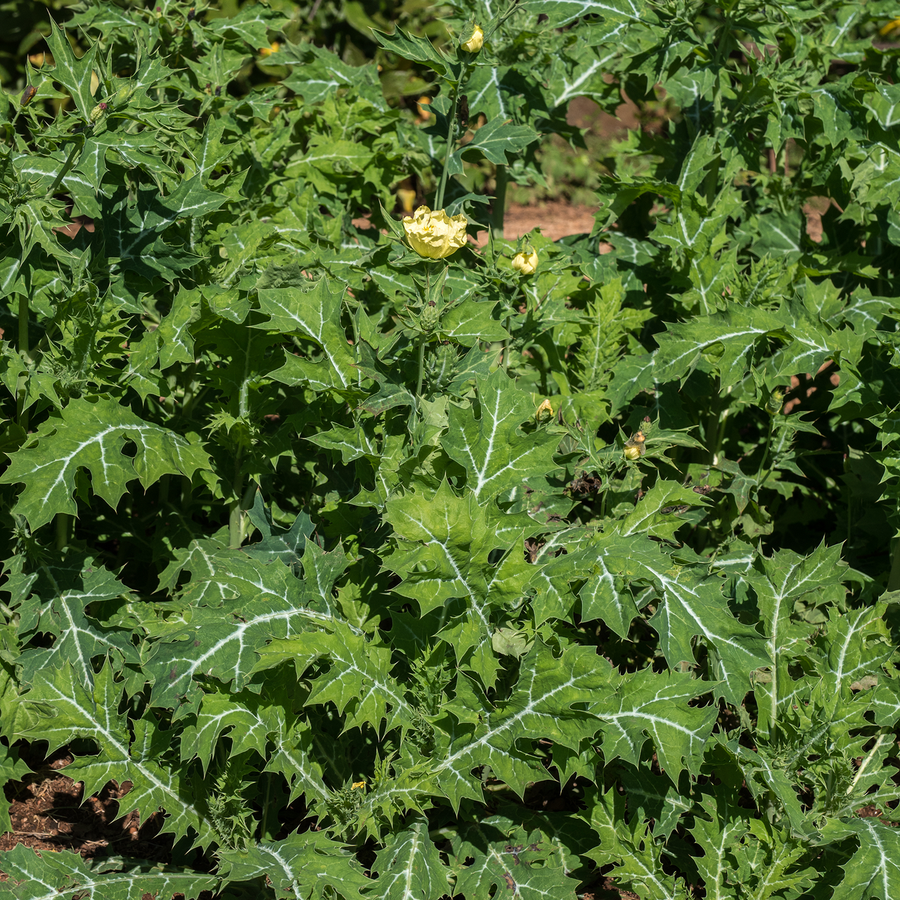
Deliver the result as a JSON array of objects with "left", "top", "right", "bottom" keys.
[{"left": 461, "top": 24, "right": 484, "bottom": 53}]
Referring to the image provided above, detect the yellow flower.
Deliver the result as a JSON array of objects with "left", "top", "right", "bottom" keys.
[
  {"left": 402, "top": 206, "right": 468, "bottom": 259},
  {"left": 351, "top": 780, "right": 366, "bottom": 790},
  {"left": 511, "top": 250, "right": 538, "bottom": 275},
  {"left": 260, "top": 41, "right": 281, "bottom": 57},
  {"left": 461, "top": 25, "right": 484, "bottom": 53},
  {"left": 880, "top": 18, "right": 900, "bottom": 36}
]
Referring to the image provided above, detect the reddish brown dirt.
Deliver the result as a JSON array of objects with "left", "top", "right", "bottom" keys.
[
  {"left": 0, "top": 751, "right": 169, "bottom": 865},
  {"left": 491, "top": 200, "right": 599, "bottom": 242}
]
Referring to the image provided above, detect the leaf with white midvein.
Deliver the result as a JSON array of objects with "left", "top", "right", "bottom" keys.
[
  {"left": 440, "top": 300, "right": 509, "bottom": 346},
  {"left": 465, "top": 66, "right": 519, "bottom": 121},
  {"left": 15, "top": 663, "right": 218, "bottom": 849},
  {"left": 750, "top": 551, "right": 890, "bottom": 741},
  {"left": 0, "top": 398, "right": 211, "bottom": 532},
  {"left": 522, "top": 0, "right": 646, "bottom": 27},
  {"left": 441, "top": 370, "right": 561, "bottom": 502},
  {"left": 450, "top": 813, "right": 579, "bottom": 900},
  {"left": 823, "top": 818, "right": 900, "bottom": 900},
  {"left": 448, "top": 117, "right": 539, "bottom": 177},
  {"left": 370, "top": 816, "right": 450, "bottom": 900},
  {"left": 543, "top": 527, "right": 767, "bottom": 701},
  {"left": 216, "top": 831, "right": 369, "bottom": 900},
  {"left": 179, "top": 691, "right": 277, "bottom": 771},
  {"left": 276, "top": 43, "right": 384, "bottom": 107},
  {"left": 653, "top": 304, "right": 784, "bottom": 386},
  {"left": 648, "top": 566, "right": 769, "bottom": 704},
  {"left": 429, "top": 641, "right": 613, "bottom": 807},
  {"left": 383, "top": 479, "right": 540, "bottom": 684},
  {"left": 15, "top": 554, "right": 139, "bottom": 689},
  {"left": 260, "top": 279, "right": 362, "bottom": 393},
  {"left": 689, "top": 794, "right": 750, "bottom": 900},
  {"left": 147, "top": 548, "right": 355, "bottom": 704},
  {"left": 592, "top": 669, "right": 717, "bottom": 779},
  {"left": 0, "top": 844, "right": 217, "bottom": 900},
  {"left": 546, "top": 36, "right": 621, "bottom": 106},
  {"left": 584, "top": 785, "right": 689, "bottom": 899},
  {"left": 256, "top": 626, "right": 415, "bottom": 732},
  {"left": 43, "top": 18, "right": 100, "bottom": 120},
  {"left": 619, "top": 479, "right": 709, "bottom": 540}
]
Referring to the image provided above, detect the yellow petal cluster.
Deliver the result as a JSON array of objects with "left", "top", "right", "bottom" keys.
[
  {"left": 402, "top": 206, "right": 468, "bottom": 259},
  {"left": 461, "top": 25, "right": 484, "bottom": 53},
  {"left": 511, "top": 249, "right": 538, "bottom": 275}
]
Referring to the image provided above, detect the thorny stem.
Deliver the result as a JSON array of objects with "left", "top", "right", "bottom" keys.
[
  {"left": 56, "top": 514, "right": 70, "bottom": 551},
  {"left": 502, "top": 315, "right": 510, "bottom": 372},
  {"left": 706, "top": 381, "right": 727, "bottom": 466},
  {"left": 228, "top": 449, "right": 246, "bottom": 550},
  {"left": 491, "top": 164, "right": 508, "bottom": 234},
  {"left": 434, "top": 91, "right": 460, "bottom": 213},
  {"left": 416, "top": 264, "right": 432, "bottom": 396},
  {"left": 887, "top": 537, "right": 900, "bottom": 592},
  {"left": 755, "top": 414, "right": 777, "bottom": 492},
  {"left": 46, "top": 137, "right": 83, "bottom": 197},
  {"left": 16, "top": 296, "right": 30, "bottom": 432},
  {"left": 416, "top": 339, "right": 426, "bottom": 396},
  {"left": 434, "top": 0, "right": 520, "bottom": 214}
]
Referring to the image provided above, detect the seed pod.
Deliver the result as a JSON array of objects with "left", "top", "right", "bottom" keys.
[
  {"left": 20, "top": 85, "right": 37, "bottom": 107},
  {"left": 420, "top": 300, "right": 440, "bottom": 333},
  {"left": 766, "top": 388, "right": 784, "bottom": 415}
]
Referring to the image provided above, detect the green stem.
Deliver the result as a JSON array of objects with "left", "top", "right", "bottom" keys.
[
  {"left": 502, "top": 315, "right": 510, "bottom": 372},
  {"left": 46, "top": 137, "right": 83, "bottom": 197},
  {"left": 16, "top": 295, "right": 30, "bottom": 431},
  {"left": 18, "top": 295, "right": 29, "bottom": 359},
  {"left": 416, "top": 338, "right": 426, "bottom": 396},
  {"left": 706, "top": 386, "right": 722, "bottom": 467},
  {"left": 888, "top": 537, "right": 900, "bottom": 592},
  {"left": 56, "top": 513, "right": 70, "bottom": 551},
  {"left": 491, "top": 164, "right": 508, "bottom": 235},
  {"left": 228, "top": 449, "right": 245, "bottom": 550},
  {"left": 434, "top": 93, "right": 460, "bottom": 212},
  {"left": 755, "top": 416, "right": 777, "bottom": 492},
  {"left": 258, "top": 774, "right": 274, "bottom": 842}
]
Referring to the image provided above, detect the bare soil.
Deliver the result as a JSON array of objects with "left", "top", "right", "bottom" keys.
[
  {"left": 0, "top": 749, "right": 169, "bottom": 864},
  {"left": 490, "top": 200, "right": 598, "bottom": 242}
]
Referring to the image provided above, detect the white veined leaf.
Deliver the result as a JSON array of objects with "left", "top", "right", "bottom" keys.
[{"left": 0, "top": 845, "right": 217, "bottom": 900}]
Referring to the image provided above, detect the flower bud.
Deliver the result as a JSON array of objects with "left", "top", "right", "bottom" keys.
[
  {"left": 766, "top": 388, "right": 784, "bottom": 415},
  {"left": 511, "top": 250, "right": 538, "bottom": 275},
  {"left": 624, "top": 445, "right": 641, "bottom": 461},
  {"left": 461, "top": 24, "right": 484, "bottom": 53},
  {"left": 420, "top": 300, "right": 440, "bottom": 333}
]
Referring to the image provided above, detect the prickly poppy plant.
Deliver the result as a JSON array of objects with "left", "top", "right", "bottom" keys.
[{"left": 1, "top": 1, "right": 900, "bottom": 899}]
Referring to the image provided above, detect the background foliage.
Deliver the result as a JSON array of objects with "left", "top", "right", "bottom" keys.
[{"left": 1, "top": 0, "right": 900, "bottom": 899}]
